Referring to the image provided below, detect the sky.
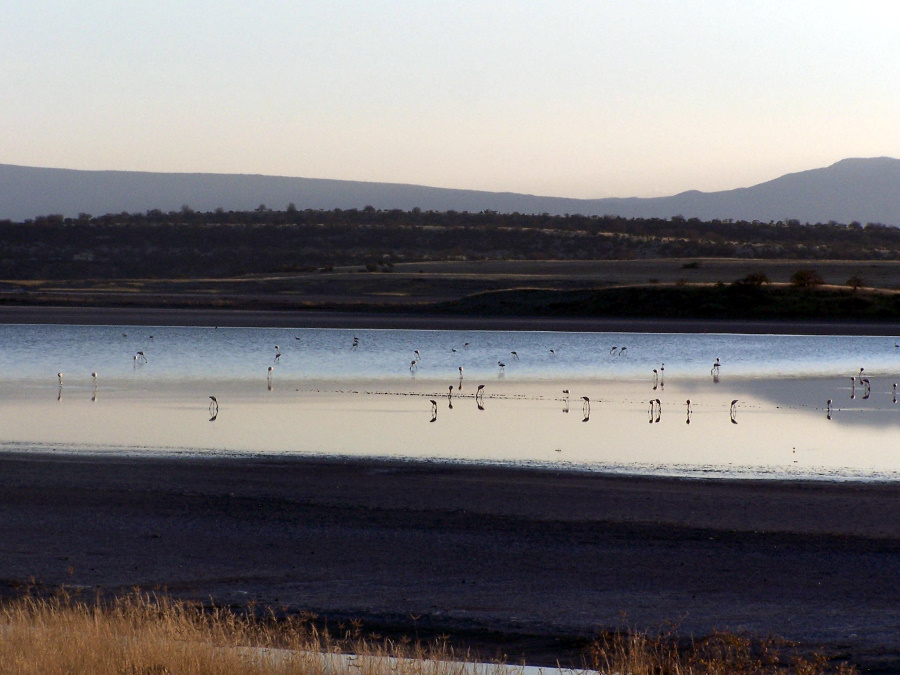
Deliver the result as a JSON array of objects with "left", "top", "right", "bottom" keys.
[{"left": 2, "top": 1, "right": 899, "bottom": 199}]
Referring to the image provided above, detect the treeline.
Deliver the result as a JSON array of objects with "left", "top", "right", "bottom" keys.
[{"left": 2, "top": 207, "right": 900, "bottom": 280}]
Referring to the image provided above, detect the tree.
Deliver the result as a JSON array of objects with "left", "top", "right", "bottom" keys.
[
  {"left": 846, "top": 275, "right": 864, "bottom": 291},
  {"left": 790, "top": 269, "right": 824, "bottom": 288}
]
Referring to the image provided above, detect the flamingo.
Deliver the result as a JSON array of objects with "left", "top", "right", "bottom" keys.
[
  {"left": 511, "top": 351, "right": 519, "bottom": 360},
  {"left": 609, "top": 346, "right": 617, "bottom": 355},
  {"left": 730, "top": 399, "right": 739, "bottom": 424},
  {"left": 476, "top": 384, "right": 485, "bottom": 399},
  {"left": 498, "top": 362, "right": 505, "bottom": 373},
  {"left": 685, "top": 399, "right": 692, "bottom": 425},
  {"left": 619, "top": 347, "right": 627, "bottom": 357},
  {"left": 410, "top": 359, "right": 418, "bottom": 373},
  {"left": 459, "top": 366, "right": 463, "bottom": 378},
  {"left": 826, "top": 399, "right": 833, "bottom": 419},
  {"left": 91, "top": 372, "right": 98, "bottom": 385},
  {"left": 57, "top": 372, "right": 62, "bottom": 386}
]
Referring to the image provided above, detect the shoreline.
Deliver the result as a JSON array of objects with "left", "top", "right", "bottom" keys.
[
  {"left": 2, "top": 304, "right": 900, "bottom": 334},
  {"left": 3, "top": 451, "right": 900, "bottom": 669}
]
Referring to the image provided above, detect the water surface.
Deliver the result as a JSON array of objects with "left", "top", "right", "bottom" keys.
[{"left": 1, "top": 324, "right": 898, "bottom": 480}]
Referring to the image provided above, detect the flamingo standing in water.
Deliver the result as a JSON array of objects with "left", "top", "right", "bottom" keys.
[{"left": 685, "top": 399, "right": 692, "bottom": 424}]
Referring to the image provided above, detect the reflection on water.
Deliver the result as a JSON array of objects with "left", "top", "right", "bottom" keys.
[{"left": 0, "top": 324, "right": 898, "bottom": 480}]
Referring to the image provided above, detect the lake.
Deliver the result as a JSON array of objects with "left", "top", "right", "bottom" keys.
[{"left": 1, "top": 324, "right": 898, "bottom": 480}]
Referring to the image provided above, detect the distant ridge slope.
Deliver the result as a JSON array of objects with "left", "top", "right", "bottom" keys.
[{"left": 1, "top": 157, "right": 899, "bottom": 225}]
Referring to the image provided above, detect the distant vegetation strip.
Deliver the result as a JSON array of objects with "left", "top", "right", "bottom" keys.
[
  {"left": 439, "top": 284, "right": 900, "bottom": 321},
  {"left": 3, "top": 208, "right": 900, "bottom": 280}
]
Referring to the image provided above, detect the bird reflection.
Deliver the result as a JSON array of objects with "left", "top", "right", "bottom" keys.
[
  {"left": 850, "top": 377, "right": 856, "bottom": 400},
  {"left": 57, "top": 386, "right": 62, "bottom": 403},
  {"left": 685, "top": 399, "right": 692, "bottom": 425},
  {"left": 826, "top": 399, "right": 832, "bottom": 420},
  {"left": 730, "top": 399, "right": 739, "bottom": 424},
  {"left": 209, "top": 396, "right": 218, "bottom": 417},
  {"left": 582, "top": 396, "right": 591, "bottom": 422},
  {"left": 430, "top": 399, "right": 438, "bottom": 422}
]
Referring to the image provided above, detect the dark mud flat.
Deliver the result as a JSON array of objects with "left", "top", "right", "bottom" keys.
[
  {"left": 3, "top": 304, "right": 900, "bottom": 335},
  {"left": 2, "top": 453, "right": 900, "bottom": 670}
]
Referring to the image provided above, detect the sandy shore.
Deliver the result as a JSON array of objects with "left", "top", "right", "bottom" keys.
[
  {"left": 3, "top": 304, "right": 900, "bottom": 334},
  {"left": 2, "top": 452, "right": 900, "bottom": 670}
]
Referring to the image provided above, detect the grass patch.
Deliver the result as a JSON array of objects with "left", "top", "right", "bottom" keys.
[{"left": 0, "top": 590, "right": 858, "bottom": 674}]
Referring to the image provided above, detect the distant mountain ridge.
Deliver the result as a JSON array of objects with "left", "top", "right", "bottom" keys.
[{"left": 1, "top": 157, "right": 899, "bottom": 225}]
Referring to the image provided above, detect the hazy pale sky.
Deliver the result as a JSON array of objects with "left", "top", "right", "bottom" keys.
[{"left": 3, "top": 1, "right": 899, "bottom": 198}]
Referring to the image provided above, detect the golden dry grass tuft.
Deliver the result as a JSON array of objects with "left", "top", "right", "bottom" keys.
[
  {"left": 587, "top": 629, "right": 857, "bottom": 675},
  {"left": 0, "top": 590, "right": 493, "bottom": 675}
]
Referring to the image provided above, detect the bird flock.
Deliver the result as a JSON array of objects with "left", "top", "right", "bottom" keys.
[{"left": 52, "top": 332, "right": 897, "bottom": 431}]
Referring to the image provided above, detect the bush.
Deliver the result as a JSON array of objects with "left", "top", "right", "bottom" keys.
[{"left": 790, "top": 269, "right": 824, "bottom": 288}]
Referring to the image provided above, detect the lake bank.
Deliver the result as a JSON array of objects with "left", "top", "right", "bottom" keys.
[
  {"left": 1, "top": 451, "right": 898, "bottom": 670},
  {"left": 2, "top": 304, "right": 900, "bottom": 335}
]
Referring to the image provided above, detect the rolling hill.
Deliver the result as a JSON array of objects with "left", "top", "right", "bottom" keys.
[{"left": 1, "top": 157, "right": 899, "bottom": 225}]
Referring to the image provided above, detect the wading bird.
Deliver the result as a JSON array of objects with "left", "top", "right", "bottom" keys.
[
  {"left": 685, "top": 399, "right": 692, "bottom": 425},
  {"left": 410, "top": 359, "right": 418, "bottom": 373},
  {"left": 730, "top": 399, "right": 739, "bottom": 424},
  {"left": 619, "top": 347, "right": 627, "bottom": 357},
  {"left": 91, "top": 372, "right": 98, "bottom": 385},
  {"left": 430, "top": 400, "right": 438, "bottom": 422},
  {"left": 476, "top": 384, "right": 485, "bottom": 399},
  {"left": 57, "top": 372, "right": 62, "bottom": 386},
  {"left": 511, "top": 351, "right": 519, "bottom": 360},
  {"left": 826, "top": 399, "right": 833, "bottom": 420},
  {"left": 498, "top": 362, "right": 505, "bottom": 373},
  {"left": 609, "top": 346, "right": 617, "bottom": 355}
]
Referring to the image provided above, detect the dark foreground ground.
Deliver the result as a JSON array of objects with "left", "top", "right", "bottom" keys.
[{"left": 3, "top": 453, "right": 900, "bottom": 671}]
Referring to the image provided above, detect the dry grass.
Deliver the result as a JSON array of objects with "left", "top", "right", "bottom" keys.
[
  {"left": 0, "top": 590, "right": 493, "bottom": 675},
  {"left": 0, "top": 590, "right": 858, "bottom": 674},
  {"left": 586, "top": 629, "right": 858, "bottom": 675}
]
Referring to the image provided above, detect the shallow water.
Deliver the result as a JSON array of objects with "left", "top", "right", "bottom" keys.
[{"left": 1, "top": 324, "right": 899, "bottom": 480}]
